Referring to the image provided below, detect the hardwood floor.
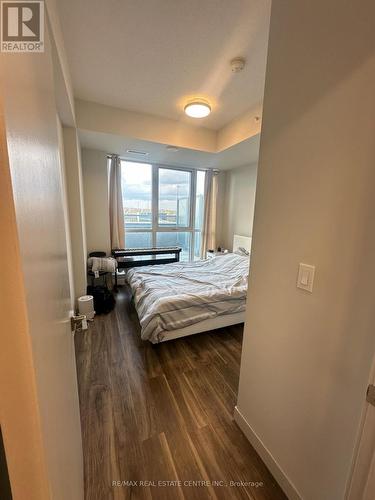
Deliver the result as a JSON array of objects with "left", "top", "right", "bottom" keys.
[{"left": 75, "top": 288, "right": 286, "bottom": 500}]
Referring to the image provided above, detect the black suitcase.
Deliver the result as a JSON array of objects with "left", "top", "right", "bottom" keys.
[{"left": 86, "top": 285, "right": 116, "bottom": 314}]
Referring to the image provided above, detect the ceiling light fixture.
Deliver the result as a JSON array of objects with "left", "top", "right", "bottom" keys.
[{"left": 184, "top": 99, "right": 211, "bottom": 118}]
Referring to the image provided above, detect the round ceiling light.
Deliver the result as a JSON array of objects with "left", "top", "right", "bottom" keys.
[{"left": 184, "top": 99, "right": 211, "bottom": 118}]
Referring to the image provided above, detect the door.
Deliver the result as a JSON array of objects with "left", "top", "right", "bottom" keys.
[
  {"left": 0, "top": 24, "right": 83, "bottom": 500},
  {"left": 347, "top": 359, "right": 375, "bottom": 500},
  {"left": 156, "top": 166, "right": 193, "bottom": 260}
]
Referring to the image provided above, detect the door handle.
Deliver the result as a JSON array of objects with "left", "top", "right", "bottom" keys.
[{"left": 70, "top": 314, "right": 88, "bottom": 333}]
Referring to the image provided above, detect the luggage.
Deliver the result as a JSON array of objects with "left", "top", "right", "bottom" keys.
[{"left": 86, "top": 285, "right": 116, "bottom": 314}]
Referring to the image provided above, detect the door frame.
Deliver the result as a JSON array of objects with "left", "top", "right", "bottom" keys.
[{"left": 346, "top": 356, "right": 375, "bottom": 499}]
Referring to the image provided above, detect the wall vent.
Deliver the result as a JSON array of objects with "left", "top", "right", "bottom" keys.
[{"left": 126, "top": 149, "right": 149, "bottom": 156}]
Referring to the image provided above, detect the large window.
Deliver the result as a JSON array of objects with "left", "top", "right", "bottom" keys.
[{"left": 121, "top": 161, "right": 205, "bottom": 260}]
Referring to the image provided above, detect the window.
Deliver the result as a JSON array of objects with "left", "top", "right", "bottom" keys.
[
  {"left": 158, "top": 168, "right": 191, "bottom": 227},
  {"left": 121, "top": 161, "right": 205, "bottom": 260}
]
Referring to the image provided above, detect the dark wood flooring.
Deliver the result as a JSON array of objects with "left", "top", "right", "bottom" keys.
[{"left": 75, "top": 288, "right": 286, "bottom": 500}]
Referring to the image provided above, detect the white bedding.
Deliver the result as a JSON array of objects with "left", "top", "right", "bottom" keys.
[{"left": 126, "top": 252, "right": 250, "bottom": 343}]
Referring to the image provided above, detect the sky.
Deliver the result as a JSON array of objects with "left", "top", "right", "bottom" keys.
[{"left": 121, "top": 161, "right": 194, "bottom": 211}]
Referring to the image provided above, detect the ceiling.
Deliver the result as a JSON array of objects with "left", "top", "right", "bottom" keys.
[
  {"left": 79, "top": 130, "right": 260, "bottom": 170},
  {"left": 57, "top": 0, "right": 271, "bottom": 131}
]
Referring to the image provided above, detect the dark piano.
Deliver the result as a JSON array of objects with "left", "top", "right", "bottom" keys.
[{"left": 112, "top": 246, "right": 182, "bottom": 286}]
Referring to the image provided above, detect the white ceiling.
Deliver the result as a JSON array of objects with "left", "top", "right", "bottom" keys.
[
  {"left": 79, "top": 130, "right": 260, "bottom": 170},
  {"left": 57, "top": 0, "right": 271, "bottom": 131}
]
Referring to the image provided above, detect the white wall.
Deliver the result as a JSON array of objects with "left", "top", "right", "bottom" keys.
[
  {"left": 76, "top": 99, "right": 217, "bottom": 152},
  {"left": 236, "top": 1, "right": 375, "bottom": 500},
  {"left": 63, "top": 127, "right": 88, "bottom": 299},
  {"left": 57, "top": 117, "right": 75, "bottom": 309},
  {"left": 81, "top": 148, "right": 229, "bottom": 256},
  {"left": 221, "top": 163, "right": 257, "bottom": 250},
  {"left": 81, "top": 149, "right": 111, "bottom": 255}
]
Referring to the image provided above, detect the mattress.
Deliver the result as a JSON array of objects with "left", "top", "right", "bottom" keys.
[{"left": 126, "top": 252, "right": 250, "bottom": 343}]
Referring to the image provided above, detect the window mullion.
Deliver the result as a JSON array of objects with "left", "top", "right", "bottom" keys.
[
  {"left": 190, "top": 170, "right": 197, "bottom": 260},
  {"left": 151, "top": 164, "right": 158, "bottom": 247}
]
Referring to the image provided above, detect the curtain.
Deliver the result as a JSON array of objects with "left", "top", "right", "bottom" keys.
[
  {"left": 109, "top": 155, "right": 125, "bottom": 249},
  {"left": 200, "top": 169, "right": 218, "bottom": 258}
]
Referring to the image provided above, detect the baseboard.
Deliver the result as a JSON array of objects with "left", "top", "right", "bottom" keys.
[{"left": 234, "top": 406, "right": 302, "bottom": 500}]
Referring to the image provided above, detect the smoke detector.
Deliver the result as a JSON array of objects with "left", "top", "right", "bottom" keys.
[{"left": 230, "top": 57, "right": 246, "bottom": 73}]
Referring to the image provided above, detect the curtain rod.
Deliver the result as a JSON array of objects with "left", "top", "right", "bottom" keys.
[{"left": 106, "top": 154, "right": 219, "bottom": 173}]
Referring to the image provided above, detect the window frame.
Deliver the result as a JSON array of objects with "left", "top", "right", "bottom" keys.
[{"left": 121, "top": 159, "right": 205, "bottom": 261}]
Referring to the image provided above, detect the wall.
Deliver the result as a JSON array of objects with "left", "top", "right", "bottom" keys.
[
  {"left": 46, "top": 0, "right": 76, "bottom": 125},
  {"left": 81, "top": 149, "right": 111, "bottom": 254},
  {"left": 235, "top": 1, "right": 375, "bottom": 500},
  {"left": 0, "top": 22, "right": 83, "bottom": 500},
  {"left": 82, "top": 147, "right": 228, "bottom": 256},
  {"left": 76, "top": 99, "right": 217, "bottom": 153},
  {"left": 75, "top": 100, "right": 263, "bottom": 156},
  {"left": 221, "top": 163, "right": 257, "bottom": 250},
  {"left": 63, "top": 127, "right": 88, "bottom": 299},
  {"left": 57, "top": 117, "right": 75, "bottom": 309},
  {"left": 217, "top": 105, "right": 262, "bottom": 152}
]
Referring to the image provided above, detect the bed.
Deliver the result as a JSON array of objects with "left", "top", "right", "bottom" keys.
[{"left": 126, "top": 234, "right": 252, "bottom": 343}]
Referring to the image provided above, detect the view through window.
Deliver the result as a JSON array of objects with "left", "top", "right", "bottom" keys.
[{"left": 121, "top": 161, "right": 205, "bottom": 260}]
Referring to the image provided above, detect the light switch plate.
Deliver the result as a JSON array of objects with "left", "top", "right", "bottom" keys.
[{"left": 297, "top": 263, "right": 315, "bottom": 292}]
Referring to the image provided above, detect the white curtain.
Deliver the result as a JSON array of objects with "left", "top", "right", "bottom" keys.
[
  {"left": 109, "top": 155, "right": 125, "bottom": 249},
  {"left": 200, "top": 169, "right": 218, "bottom": 258}
]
